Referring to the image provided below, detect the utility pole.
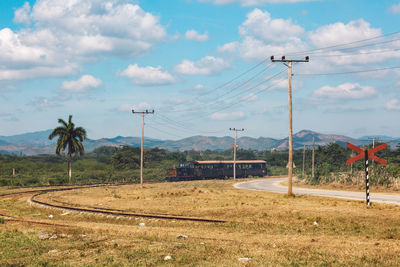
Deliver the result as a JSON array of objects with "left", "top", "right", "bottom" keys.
[
  {"left": 302, "top": 144, "right": 306, "bottom": 178},
  {"left": 229, "top": 128, "right": 244, "bottom": 180},
  {"left": 132, "top": 109, "right": 154, "bottom": 187},
  {"left": 271, "top": 56, "right": 309, "bottom": 195},
  {"left": 312, "top": 136, "right": 315, "bottom": 181}
]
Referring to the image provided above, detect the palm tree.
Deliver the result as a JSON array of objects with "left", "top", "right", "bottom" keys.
[{"left": 49, "top": 115, "right": 87, "bottom": 183}]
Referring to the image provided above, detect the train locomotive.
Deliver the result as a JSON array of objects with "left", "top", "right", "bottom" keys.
[{"left": 166, "top": 160, "right": 267, "bottom": 181}]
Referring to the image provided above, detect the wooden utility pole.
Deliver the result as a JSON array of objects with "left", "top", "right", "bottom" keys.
[
  {"left": 132, "top": 109, "right": 154, "bottom": 187},
  {"left": 230, "top": 128, "right": 244, "bottom": 180},
  {"left": 271, "top": 56, "right": 309, "bottom": 195},
  {"left": 312, "top": 136, "right": 315, "bottom": 181},
  {"left": 302, "top": 144, "right": 305, "bottom": 178}
]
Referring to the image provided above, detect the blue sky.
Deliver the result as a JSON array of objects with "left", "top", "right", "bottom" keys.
[{"left": 1, "top": 0, "right": 400, "bottom": 140}]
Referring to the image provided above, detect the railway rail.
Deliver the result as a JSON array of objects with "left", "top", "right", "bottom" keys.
[
  {"left": 0, "top": 183, "right": 226, "bottom": 223},
  {"left": 30, "top": 192, "right": 226, "bottom": 223}
]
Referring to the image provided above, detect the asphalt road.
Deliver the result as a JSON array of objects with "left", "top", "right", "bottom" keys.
[{"left": 234, "top": 178, "right": 400, "bottom": 205}]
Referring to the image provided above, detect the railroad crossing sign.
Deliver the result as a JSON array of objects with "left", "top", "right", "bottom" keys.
[{"left": 345, "top": 142, "right": 387, "bottom": 206}]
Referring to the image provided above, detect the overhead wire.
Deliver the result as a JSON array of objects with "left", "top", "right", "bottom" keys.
[
  {"left": 310, "top": 47, "right": 400, "bottom": 58},
  {"left": 284, "top": 30, "right": 400, "bottom": 57},
  {"left": 150, "top": 114, "right": 226, "bottom": 134},
  {"left": 146, "top": 30, "right": 400, "bottom": 139},
  {"left": 296, "top": 65, "right": 400, "bottom": 76},
  {"left": 164, "top": 63, "right": 275, "bottom": 113},
  {"left": 179, "top": 72, "right": 288, "bottom": 122}
]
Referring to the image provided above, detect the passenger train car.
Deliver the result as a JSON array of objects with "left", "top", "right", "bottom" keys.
[{"left": 167, "top": 160, "right": 267, "bottom": 181}]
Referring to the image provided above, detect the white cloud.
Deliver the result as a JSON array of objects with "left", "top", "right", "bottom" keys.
[
  {"left": 198, "top": 0, "right": 317, "bottom": 6},
  {"left": 390, "top": 3, "right": 400, "bottom": 14},
  {"left": 218, "top": 9, "right": 307, "bottom": 62},
  {"left": 29, "top": 0, "right": 165, "bottom": 57},
  {"left": 210, "top": 111, "right": 245, "bottom": 120},
  {"left": 120, "top": 64, "right": 176, "bottom": 86},
  {"left": 174, "top": 56, "right": 230, "bottom": 75},
  {"left": 14, "top": 2, "right": 31, "bottom": 25},
  {"left": 308, "top": 20, "right": 381, "bottom": 48},
  {"left": 239, "top": 9, "right": 304, "bottom": 43},
  {"left": 30, "top": 97, "right": 59, "bottom": 110},
  {"left": 218, "top": 9, "right": 399, "bottom": 71},
  {"left": 313, "top": 83, "right": 376, "bottom": 99},
  {"left": 61, "top": 75, "right": 102, "bottom": 92},
  {"left": 118, "top": 102, "right": 152, "bottom": 112},
  {"left": 1, "top": 0, "right": 166, "bottom": 81},
  {"left": 185, "top": 30, "right": 209, "bottom": 42},
  {"left": 385, "top": 99, "right": 400, "bottom": 110},
  {"left": 133, "top": 102, "right": 152, "bottom": 111}
]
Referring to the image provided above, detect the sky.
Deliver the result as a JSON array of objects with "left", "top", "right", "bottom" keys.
[{"left": 1, "top": 0, "right": 400, "bottom": 140}]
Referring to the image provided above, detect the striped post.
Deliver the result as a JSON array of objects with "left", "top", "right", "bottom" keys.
[{"left": 365, "top": 150, "right": 370, "bottom": 206}]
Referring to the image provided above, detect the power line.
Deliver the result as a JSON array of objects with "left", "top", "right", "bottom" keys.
[
  {"left": 310, "top": 47, "right": 400, "bottom": 58},
  {"left": 285, "top": 30, "right": 400, "bottom": 56},
  {"left": 181, "top": 74, "right": 288, "bottom": 123},
  {"left": 145, "top": 124, "right": 187, "bottom": 139},
  {"left": 150, "top": 114, "right": 226, "bottom": 134},
  {"left": 303, "top": 37, "right": 400, "bottom": 56},
  {"left": 166, "top": 64, "right": 275, "bottom": 113},
  {"left": 192, "top": 58, "right": 270, "bottom": 99},
  {"left": 296, "top": 65, "right": 400, "bottom": 76},
  {"left": 172, "top": 69, "right": 287, "bottom": 121}
]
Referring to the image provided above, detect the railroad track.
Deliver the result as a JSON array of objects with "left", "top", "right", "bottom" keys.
[
  {"left": 1, "top": 183, "right": 225, "bottom": 223},
  {"left": 30, "top": 192, "right": 226, "bottom": 223},
  {"left": 1, "top": 183, "right": 226, "bottom": 223}
]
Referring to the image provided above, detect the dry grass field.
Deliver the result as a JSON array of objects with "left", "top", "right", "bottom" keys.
[{"left": 1, "top": 178, "right": 400, "bottom": 266}]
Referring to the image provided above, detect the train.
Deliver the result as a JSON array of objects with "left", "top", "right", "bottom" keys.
[{"left": 166, "top": 160, "right": 267, "bottom": 181}]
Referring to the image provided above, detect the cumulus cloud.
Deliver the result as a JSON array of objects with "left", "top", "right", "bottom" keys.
[
  {"left": 118, "top": 102, "right": 152, "bottom": 112},
  {"left": 218, "top": 8, "right": 400, "bottom": 71},
  {"left": 185, "top": 30, "right": 209, "bottom": 42},
  {"left": 61, "top": 75, "right": 102, "bottom": 92},
  {"left": 308, "top": 20, "right": 381, "bottom": 48},
  {"left": 313, "top": 83, "right": 376, "bottom": 99},
  {"left": 120, "top": 64, "right": 176, "bottom": 86},
  {"left": 390, "top": 3, "right": 400, "bottom": 14},
  {"left": 13, "top": 2, "right": 31, "bottom": 25},
  {"left": 2, "top": 0, "right": 166, "bottom": 81},
  {"left": 174, "top": 56, "right": 230, "bottom": 75},
  {"left": 210, "top": 111, "right": 245, "bottom": 120},
  {"left": 239, "top": 9, "right": 304, "bottom": 43},
  {"left": 198, "top": 0, "right": 317, "bottom": 6},
  {"left": 385, "top": 99, "right": 400, "bottom": 110},
  {"left": 218, "top": 9, "right": 307, "bottom": 62},
  {"left": 30, "top": 97, "right": 59, "bottom": 110}
]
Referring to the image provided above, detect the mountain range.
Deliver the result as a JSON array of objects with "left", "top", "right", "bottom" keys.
[{"left": 0, "top": 130, "right": 399, "bottom": 156}]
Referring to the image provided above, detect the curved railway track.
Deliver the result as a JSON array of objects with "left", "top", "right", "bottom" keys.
[{"left": 0, "top": 183, "right": 226, "bottom": 223}]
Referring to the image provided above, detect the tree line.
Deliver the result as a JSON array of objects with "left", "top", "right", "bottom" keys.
[
  {"left": 1, "top": 142, "right": 400, "bottom": 187},
  {"left": 1, "top": 115, "right": 399, "bottom": 187}
]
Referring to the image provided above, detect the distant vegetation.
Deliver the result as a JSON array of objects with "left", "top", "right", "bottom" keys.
[{"left": 0, "top": 143, "right": 399, "bottom": 187}]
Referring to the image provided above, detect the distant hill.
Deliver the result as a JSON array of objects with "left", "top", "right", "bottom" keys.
[
  {"left": 0, "top": 129, "right": 398, "bottom": 155},
  {"left": 0, "top": 129, "right": 55, "bottom": 146}
]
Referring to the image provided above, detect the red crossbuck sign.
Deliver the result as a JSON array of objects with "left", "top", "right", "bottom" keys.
[{"left": 346, "top": 142, "right": 387, "bottom": 166}]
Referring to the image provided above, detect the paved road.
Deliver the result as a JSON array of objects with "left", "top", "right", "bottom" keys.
[{"left": 234, "top": 178, "right": 400, "bottom": 205}]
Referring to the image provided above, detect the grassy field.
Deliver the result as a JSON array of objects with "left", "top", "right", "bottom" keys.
[{"left": 1, "top": 178, "right": 400, "bottom": 266}]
